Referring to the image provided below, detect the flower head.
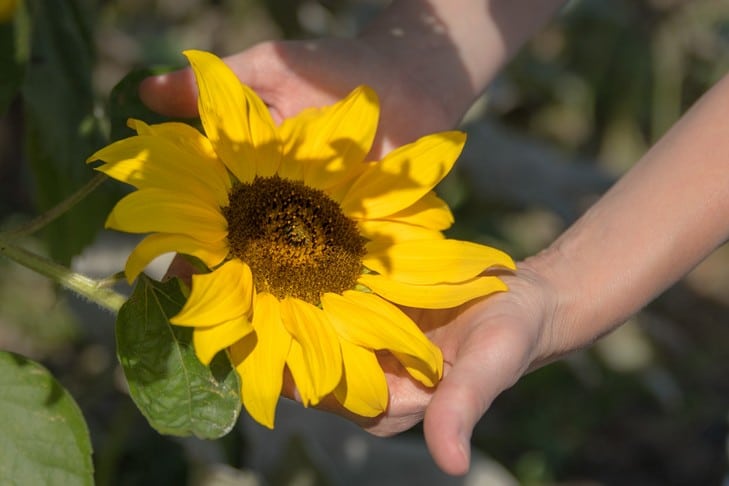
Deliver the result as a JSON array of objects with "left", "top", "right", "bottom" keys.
[{"left": 88, "top": 50, "right": 515, "bottom": 427}]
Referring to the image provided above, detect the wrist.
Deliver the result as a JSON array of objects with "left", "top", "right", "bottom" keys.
[
  {"left": 505, "top": 254, "right": 569, "bottom": 368},
  {"left": 358, "top": 0, "right": 567, "bottom": 128},
  {"left": 519, "top": 241, "right": 611, "bottom": 364}
]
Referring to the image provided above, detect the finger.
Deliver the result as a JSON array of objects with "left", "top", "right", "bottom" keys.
[
  {"left": 423, "top": 356, "right": 488, "bottom": 475},
  {"left": 361, "top": 352, "right": 434, "bottom": 436},
  {"left": 139, "top": 68, "right": 199, "bottom": 118},
  {"left": 423, "top": 324, "right": 530, "bottom": 476}
]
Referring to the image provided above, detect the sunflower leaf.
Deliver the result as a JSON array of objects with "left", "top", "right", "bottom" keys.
[
  {"left": 116, "top": 275, "right": 241, "bottom": 439},
  {"left": 0, "top": 351, "right": 94, "bottom": 485}
]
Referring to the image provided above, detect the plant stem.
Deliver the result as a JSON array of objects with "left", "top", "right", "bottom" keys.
[
  {"left": 0, "top": 234, "right": 126, "bottom": 313},
  {"left": 6, "top": 173, "right": 108, "bottom": 238}
]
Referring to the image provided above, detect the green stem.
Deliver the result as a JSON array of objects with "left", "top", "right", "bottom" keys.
[
  {"left": 0, "top": 234, "right": 126, "bottom": 313},
  {"left": 6, "top": 173, "right": 108, "bottom": 238}
]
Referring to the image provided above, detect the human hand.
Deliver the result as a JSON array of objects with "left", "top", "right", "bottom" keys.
[{"left": 330, "top": 262, "right": 559, "bottom": 476}]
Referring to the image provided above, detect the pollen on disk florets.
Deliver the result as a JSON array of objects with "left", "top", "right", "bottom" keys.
[{"left": 222, "top": 175, "right": 366, "bottom": 304}]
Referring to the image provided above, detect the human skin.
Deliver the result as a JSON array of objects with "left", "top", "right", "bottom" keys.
[{"left": 139, "top": 0, "right": 729, "bottom": 476}]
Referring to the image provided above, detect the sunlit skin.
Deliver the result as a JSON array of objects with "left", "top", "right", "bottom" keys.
[{"left": 140, "top": 0, "right": 729, "bottom": 476}]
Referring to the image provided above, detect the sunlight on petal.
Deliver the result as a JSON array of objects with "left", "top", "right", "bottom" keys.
[
  {"left": 106, "top": 189, "right": 227, "bottom": 242},
  {"left": 381, "top": 191, "right": 454, "bottom": 230},
  {"left": 279, "top": 86, "right": 378, "bottom": 191},
  {"left": 184, "top": 50, "right": 280, "bottom": 183},
  {"left": 192, "top": 315, "right": 253, "bottom": 365},
  {"left": 276, "top": 107, "right": 313, "bottom": 182},
  {"left": 286, "top": 340, "right": 317, "bottom": 406},
  {"left": 363, "top": 239, "right": 516, "bottom": 284},
  {"left": 339, "top": 131, "right": 466, "bottom": 219},
  {"left": 334, "top": 339, "right": 388, "bottom": 417},
  {"left": 390, "top": 351, "right": 441, "bottom": 388},
  {"left": 322, "top": 291, "right": 441, "bottom": 383},
  {"left": 171, "top": 260, "right": 254, "bottom": 327},
  {"left": 128, "top": 119, "right": 217, "bottom": 160},
  {"left": 124, "top": 233, "right": 228, "bottom": 283},
  {"left": 358, "top": 220, "right": 444, "bottom": 249},
  {"left": 280, "top": 297, "right": 342, "bottom": 401},
  {"left": 358, "top": 273, "right": 508, "bottom": 309},
  {"left": 89, "top": 135, "right": 229, "bottom": 206},
  {"left": 236, "top": 293, "right": 291, "bottom": 428}
]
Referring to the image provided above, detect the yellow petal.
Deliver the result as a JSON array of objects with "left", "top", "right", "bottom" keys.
[
  {"left": 128, "top": 119, "right": 218, "bottom": 161},
  {"left": 106, "top": 188, "right": 227, "bottom": 243},
  {"left": 275, "top": 108, "right": 310, "bottom": 182},
  {"left": 382, "top": 191, "right": 454, "bottom": 231},
  {"left": 339, "top": 131, "right": 466, "bottom": 219},
  {"left": 124, "top": 233, "right": 228, "bottom": 283},
  {"left": 285, "top": 340, "right": 317, "bottom": 406},
  {"left": 171, "top": 259, "right": 254, "bottom": 327},
  {"left": 279, "top": 297, "right": 342, "bottom": 401},
  {"left": 184, "top": 50, "right": 280, "bottom": 183},
  {"left": 363, "top": 239, "right": 515, "bottom": 285},
  {"left": 358, "top": 220, "right": 444, "bottom": 248},
  {"left": 235, "top": 293, "right": 291, "bottom": 428},
  {"left": 389, "top": 352, "right": 441, "bottom": 388},
  {"left": 128, "top": 119, "right": 232, "bottom": 194},
  {"left": 192, "top": 315, "right": 253, "bottom": 365},
  {"left": 334, "top": 339, "right": 388, "bottom": 417},
  {"left": 321, "top": 291, "right": 441, "bottom": 385},
  {"left": 356, "top": 193, "right": 452, "bottom": 251},
  {"left": 279, "top": 86, "right": 378, "bottom": 190},
  {"left": 358, "top": 273, "right": 508, "bottom": 309},
  {"left": 89, "top": 134, "right": 230, "bottom": 207}
]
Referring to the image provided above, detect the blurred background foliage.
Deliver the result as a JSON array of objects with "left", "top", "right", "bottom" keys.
[{"left": 1, "top": 0, "right": 728, "bottom": 484}]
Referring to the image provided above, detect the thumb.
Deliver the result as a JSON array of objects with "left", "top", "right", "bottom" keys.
[{"left": 423, "top": 324, "right": 531, "bottom": 476}]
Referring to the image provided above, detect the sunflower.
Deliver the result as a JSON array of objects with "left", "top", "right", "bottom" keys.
[{"left": 88, "top": 50, "right": 515, "bottom": 428}]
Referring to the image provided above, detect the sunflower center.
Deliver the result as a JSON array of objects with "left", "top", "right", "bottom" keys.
[{"left": 222, "top": 175, "right": 366, "bottom": 305}]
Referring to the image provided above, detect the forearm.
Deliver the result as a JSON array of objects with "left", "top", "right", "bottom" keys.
[
  {"left": 359, "top": 0, "right": 566, "bottom": 125},
  {"left": 530, "top": 72, "right": 729, "bottom": 357}
]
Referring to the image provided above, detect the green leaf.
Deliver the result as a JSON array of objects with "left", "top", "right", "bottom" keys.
[
  {"left": 0, "top": 351, "right": 93, "bottom": 485},
  {"left": 116, "top": 275, "right": 241, "bottom": 439},
  {"left": 20, "top": 0, "right": 119, "bottom": 264}
]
